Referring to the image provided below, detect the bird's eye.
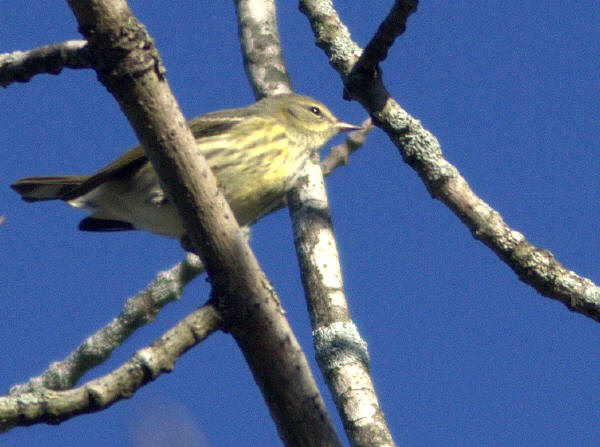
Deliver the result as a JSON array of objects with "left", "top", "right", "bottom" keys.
[{"left": 309, "top": 106, "right": 322, "bottom": 116}]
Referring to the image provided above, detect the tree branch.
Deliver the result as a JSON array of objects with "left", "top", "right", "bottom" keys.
[
  {"left": 235, "top": 0, "right": 292, "bottom": 98},
  {"left": 321, "top": 118, "right": 373, "bottom": 176},
  {"left": 236, "top": 2, "right": 392, "bottom": 447},
  {"left": 0, "top": 303, "right": 221, "bottom": 432},
  {"left": 8, "top": 253, "right": 205, "bottom": 394},
  {"left": 63, "top": 1, "right": 342, "bottom": 446},
  {"left": 0, "top": 40, "right": 90, "bottom": 87},
  {"left": 356, "top": 0, "right": 418, "bottom": 76},
  {"left": 287, "top": 151, "right": 395, "bottom": 447},
  {"left": 299, "top": 0, "right": 600, "bottom": 321}
]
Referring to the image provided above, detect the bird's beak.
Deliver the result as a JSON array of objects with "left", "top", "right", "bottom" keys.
[{"left": 335, "top": 121, "right": 362, "bottom": 133}]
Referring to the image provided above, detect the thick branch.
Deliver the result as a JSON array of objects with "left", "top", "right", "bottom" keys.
[
  {"left": 235, "top": 0, "right": 292, "bottom": 97},
  {"left": 0, "top": 304, "right": 221, "bottom": 432},
  {"left": 65, "top": 1, "right": 342, "bottom": 446},
  {"left": 237, "top": 2, "right": 391, "bottom": 447},
  {"left": 0, "top": 40, "right": 90, "bottom": 87},
  {"left": 288, "top": 151, "right": 394, "bottom": 447},
  {"left": 299, "top": 0, "right": 600, "bottom": 321}
]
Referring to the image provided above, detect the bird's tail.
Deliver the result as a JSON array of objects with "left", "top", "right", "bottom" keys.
[{"left": 10, "top": 176, "right": 89, "bottom": 202}]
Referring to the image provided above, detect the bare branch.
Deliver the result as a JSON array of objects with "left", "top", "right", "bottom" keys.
[
  {"left": 0, "top": 303, "right": 221, "bottom": 432},
  {"left": 299, "top": 1, "right": 362, "bottom": 77},
  {"left": 358, "top": 1, "right": 418, "bottom": 73},
  {"left": 235, "top": 0, "right": 292, "bottom": 97},
  {"left": 321, "top": 118, "right": 373, "bottom": 176},
  {"left": 299, "top": 0, "right": 600, "bottom": 321},
  {"left": 9, "top": 253, "right": 205, "bottom": 395},
  {"left": 65, "top": 1, "right": 342, "bottom": 446},
  {"left": 237, "top": 3, "right": 392, "bottom": 446},
  {"left": 0, "top": 40, "right": 90, "bottom": 87},
  {"left": 287, "top": 152, "right": 395, "bottom": 446}
]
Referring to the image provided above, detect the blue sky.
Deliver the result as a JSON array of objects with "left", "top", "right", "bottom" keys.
[{"left": 2, "top": 2, "right": 600, "bottom": 446}]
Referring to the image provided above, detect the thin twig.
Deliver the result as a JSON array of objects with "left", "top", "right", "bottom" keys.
[
  {"left": 359, "top": 1, "right": 418, "bottom": 70},
  {"left": 0, "top": 40, "right": 90, "bottom": 87},
  {"left": 0, "top": 304, "right": 222, "bottom": 432},
  {"left": 9, "top": 253, "right": 205, "bottom": 394},
  {"left": 321, "top": 118, "right": 373, "bottom": 175}
]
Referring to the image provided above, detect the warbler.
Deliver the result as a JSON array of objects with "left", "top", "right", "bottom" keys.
[{"left": 11, "top": 94, "right": 359, "bottom": 239}]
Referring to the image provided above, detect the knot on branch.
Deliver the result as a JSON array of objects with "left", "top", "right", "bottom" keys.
[{"left": 81, "top": 20, "right": 165, "bottom": 87}]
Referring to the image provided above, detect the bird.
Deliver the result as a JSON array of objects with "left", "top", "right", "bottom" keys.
[{"left": 11, "top": 93, "right": 360, "bottom": 240}]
